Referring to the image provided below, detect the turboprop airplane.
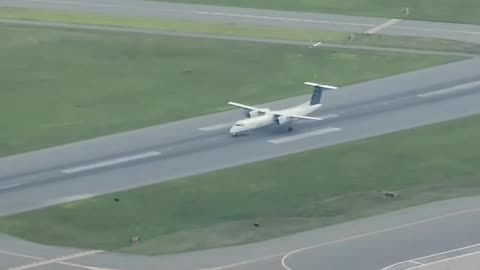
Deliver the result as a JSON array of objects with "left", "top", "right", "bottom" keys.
[{"left": 228, "top": 82, "right": 338, "bottom": 136}]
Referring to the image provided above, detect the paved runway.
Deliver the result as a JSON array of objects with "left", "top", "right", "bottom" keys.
[
  {"left": 2, "top": 0, "right": 480, "bottom": 43},
  {"left": 1, "top": 57, "right": 480, "bottom": 269},
  {"left": 1, "top": 56, "right": 480, "bottom": 216},
  {"left": 2, "top": 19, "right": 476, "bottom": 58},
  {"left": 2, "top": 2, "right": 480, "bottom": 269},
  {"left": 2, "top": 196, "right": 480, "bottom": 270}
]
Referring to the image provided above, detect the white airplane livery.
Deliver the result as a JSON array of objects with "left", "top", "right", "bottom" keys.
[{"left": 228, "top": 82, "right": 338, "bottom": 136}]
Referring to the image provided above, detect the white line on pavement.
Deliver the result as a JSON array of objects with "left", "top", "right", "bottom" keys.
[
  {"left": 61, "top": 151, "right": 161, "bottom": 174},
  {"left": 365, "top": 19, "right": 403, "bottom": 34},
  {"left": 418, "top": 80, "right": 480, "bottom": 97},
  {"left": 268, "top": 127, "right": 341, "bottom": 144}
]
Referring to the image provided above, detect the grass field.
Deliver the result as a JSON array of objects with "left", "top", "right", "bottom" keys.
[
  {"left": 2, "top": 7, "right": 480, "bottom": 54},
  {"left": 1, "top": 113, "right": 480, "bottom": 255},
  {"left": 0, "top": 24, "right": 462, "bottom": 157},
  {"left": 164, "top": 0, "right": 480, "bottom": 25}
]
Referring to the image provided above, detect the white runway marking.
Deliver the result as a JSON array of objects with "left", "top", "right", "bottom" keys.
[
  {"left": 193, "top": 207, "right": 480, "bottom": 270},
  {"left": 7, "top": 250, "right": 103, "bottom": 270},
  {"left": 199, "top": 122, "right": 234, "bottom": 131},
  {"left": 312, "top": 41, "right": 323, "bottom": 47},
  {"left": 268, "top": 127, "right": 341, "bottom": 144},
  {"left": 394, "top": 25, "right": 480, "bottom": 36},
  {"left": 280, "top": 207, "right": 480, "bottom": 270},
  {"left": 1, "top": 249, "right": 117, "bottom": 270},
  {"left": 61, "top": 151, "right": 160, "bottom": 174},
  {"left": 0, "top": 183, "right": 21, "bottom": 190},
  {"left": 409, "top": 260, "right": 423, "bottom": 266},
  {"left": 417, "top": 80, "right": 480, "bottom": 97},
  {"left": 382, "top": 242, "right": 480, "bottom": 270},
  {"left": 59, "top": 261, "right": 118, "bottom": 270},
  {"left": 317, "top": 113, "right": 339, "bottom": 119},
  {"left": 409, "top": 251, "right": 480, "bottom": 269},
  {"left": 0, "top": 250, "right": 43, "bottom": 260},
  {"left": 19, "top": 0, "right": 373, "bottom": 27},
  {"left": 10, "top": 0, "right": 480, "bottom": 38},
  {"left": 365, "top": 19, "right": 403, "bottom": 34}
]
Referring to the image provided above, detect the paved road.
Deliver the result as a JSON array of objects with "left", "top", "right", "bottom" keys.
[
  {"left": 1, "top": 56, "right": 480, "bottom": 217},
  {"left": 1, "top": 2, "right": 480, "bottom": 269},
  {"left": 2, "top": 19, "right": 476, "bottom": 57},
  {"left": 2, "top": 0, "right": 480, "bottom": 43},
  {"left": 2, "top": 196, "right": 480, "bottom": 270}
]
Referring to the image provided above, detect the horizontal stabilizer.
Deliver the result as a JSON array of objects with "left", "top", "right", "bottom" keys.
[{"left": 304, "top": 82, "right": 338, "bottom": 90}]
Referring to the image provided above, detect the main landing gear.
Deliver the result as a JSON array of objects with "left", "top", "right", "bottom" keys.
[{"left": 287, "top": 127, "right": 293, "bottom": 132}]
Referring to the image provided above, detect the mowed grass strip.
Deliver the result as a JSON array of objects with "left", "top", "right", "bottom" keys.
[
  {"left": 161, "top": 0, "right": 480, "bottom": 25},
  {"left": 0, "top": 25, "right": 461, "bottom": 157},
  {"left": 1, "top": 114, "right": 480, "bottom": 255},
  {"left": 2, "top": 7, "right": 480, "bottom": 54}
]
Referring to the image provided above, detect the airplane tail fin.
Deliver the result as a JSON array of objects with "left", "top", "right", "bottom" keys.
[{"left": 304, "top": 82, "right": 338, "bottom": 105}]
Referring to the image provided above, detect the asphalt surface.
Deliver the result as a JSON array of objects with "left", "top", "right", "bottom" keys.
[
  {"left": 2, "top": 0, "right": 480, "bottom": 43},
  {"left": 1, "top": 57, "right": 480, "bottom": 270},
  {"left": 1, "top": 56, "right": 480, "bottom": 216},
  {"left": 2, "top": 19, "right": 476, "bottom": 58},
  {"left": 2, "top": 2, "right": 480, "bottom": 270},
  {"left": 2, "top": 196, "right": 480, "bottom": 270}
]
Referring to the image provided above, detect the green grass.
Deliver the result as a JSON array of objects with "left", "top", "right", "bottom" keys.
[
  {"left": 2, "top": 113, "right": 480, "bottom": 255},
  {"left": 0, "top": 24, "right": 462, "bottom": 157},
  {"left": 162, "top": 0, "right": 480, "bottom": 25},
  {"left": 2, "top": 7, "right": 480, "bottom": 54}
]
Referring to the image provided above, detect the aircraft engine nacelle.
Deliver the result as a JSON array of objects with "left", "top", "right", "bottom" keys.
[
  {"left": 246, "top": 108, "right": 269, "bottom": 118},
  {"left": 275, "top": 115, "right": 291, "bottom": 125}
]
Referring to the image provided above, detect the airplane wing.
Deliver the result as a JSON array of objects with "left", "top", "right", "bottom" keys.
[
  {"left": 229, "top": 102, "right": 323, "bottom": 120},
  {"left": 274, "top": 112, "right": 324, "bottom": 121},
  {"left": 228, "top": 102, "right": 270, "bottom": 113}
]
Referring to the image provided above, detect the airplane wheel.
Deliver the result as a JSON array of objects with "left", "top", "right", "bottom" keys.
[
  {"left": 232, "top": 133, "right": 238, "bottom": 137},
  {"left": 287, "top": 127, "right": 293, "bottom": 132}
]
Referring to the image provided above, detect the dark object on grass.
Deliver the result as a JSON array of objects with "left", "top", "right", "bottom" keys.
[
  {"left": 130, "top": 235, "right": 141, "bottom": 245},
  {"left": 253, "top": 223, "right": 260, "bottom": 228},
  {"left": 383, "top": 191, "right": 398, "bottom": 199},
  {"left": 114, "top": 197, "right": 120, "bottom": 202}
]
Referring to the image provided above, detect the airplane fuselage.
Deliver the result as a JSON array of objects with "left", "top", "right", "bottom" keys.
[{"left": 229, "top": 103, "right": 321, "bottom": 135}]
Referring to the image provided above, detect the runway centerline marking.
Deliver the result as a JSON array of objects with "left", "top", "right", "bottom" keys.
[
  {"left": 417, "top": 80, "right": 480, "bottom": 97},
  {"left": 6, "top": 250, "right": 103, "bottom": 270},
  {"left": 11, "top": 0, "right": 480, "bottom": 37},
  {"left": 365, "top": 19, "right": 403, "bottom": 34},
  {"left": 0, "top": 183, "right": 21, "bottom": 190},
  {"left": 382, "top": 242, "right": 480, "bottom": 270},
  {"left": 61, "top": 151, "right": 161, "bottom": 174},
  {"left": 199, "top": 122, "right": 234, "bottom": 131},
  {"left": 268, "top": 127, "right": 341, "bottom": 144},
  {"left": 190, "top": 11, "right": 373, "bottom": 27},
  {"left": 19, "top": 0, "right": 374, "bottom": 27}
]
